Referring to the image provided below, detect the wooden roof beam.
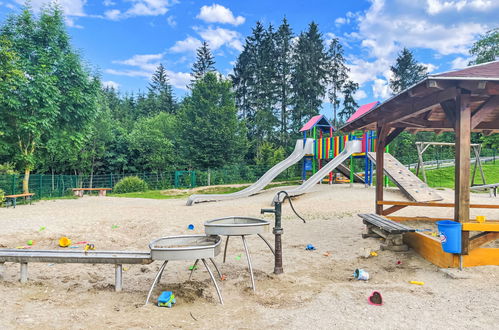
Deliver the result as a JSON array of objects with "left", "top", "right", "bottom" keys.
[
  {"left": 381, "top": 87, "right": 457, "bottom": 126},
  {"left": 471, "top": 96, "right": 499, "bottom": 129}
]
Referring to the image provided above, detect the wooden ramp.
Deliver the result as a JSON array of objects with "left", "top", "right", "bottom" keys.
[
  {"left": 336, "top": 163, "right": 365, "bottom": 183},
  {"left": 368, "top": 152, "right": 443, "bottom": 202}
]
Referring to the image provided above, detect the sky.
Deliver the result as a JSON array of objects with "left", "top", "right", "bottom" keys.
[{"left": 0, "top": 0, "right": 498, "bottom": 109}]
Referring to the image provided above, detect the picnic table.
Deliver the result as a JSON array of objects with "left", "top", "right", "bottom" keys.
[
  {"left": 4, "top": 193, "right": 34, "bottom": 208},
  {"left": 72, "top": 188, "right": 112, "bottom": 197}
]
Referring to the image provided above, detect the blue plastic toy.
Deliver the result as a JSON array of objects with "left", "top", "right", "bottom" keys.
[
  {"left": 305, "top": 244, "right": 316, "bottom": 250},
  {"left": 158, "top": 291, "right": 176, "bottom": 308},
  {"left": 187, "top": 224, "right": 194, "bottom": 230}
]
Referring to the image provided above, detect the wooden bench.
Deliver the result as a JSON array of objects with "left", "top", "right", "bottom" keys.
[
  {"left": 0, "top": 249, "right": 152, "bottom": 292},
  {"left": 72, "top": 188, "right": 112, "bottom": 197},
  {"left": 471, "top": 183, "right": 499, "bottom": 197},
  {"left": 359, "top": 213, "right": 416, "bottom": 251},
  {"left": 4, "top": 193, "right": 34, "bottom": 208}
]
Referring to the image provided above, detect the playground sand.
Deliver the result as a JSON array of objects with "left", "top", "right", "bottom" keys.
[{"left": 0, "top": 184, "right": 498, "bottom": 329}]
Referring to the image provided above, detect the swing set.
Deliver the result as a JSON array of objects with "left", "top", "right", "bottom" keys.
[{"left": 415, "top": 142, "right": 486, "bottom": 186}]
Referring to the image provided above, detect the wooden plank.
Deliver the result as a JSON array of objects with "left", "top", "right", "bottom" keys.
[
  {"left": 375, "top": 124, "right": 389, "bottom": 215},
  {"left": 455, "top": 92, "right": 471, "bottom": 254},
  {"left": 462, "top": 222, "right": 499, "bottom": 232},
  {"left": 5, "top": 193, "right": 34, "bottom": 198},
  {"left": 462, "top": 248, "right": 499, "bottom": 267},
  {"left": 385, "top": 127, "right": 405, "bottom": 146},
  {"left": 381, "top": 205, "right": 407, "bottom": 216},
  {"left": 471, "top": 96, "right": 499, "bottom": 129},
  {"left": 469, "top": 232, "right": 499, "bottom": 250},
  {"left": 368, "top": 153, "right": 443, "bottom": 202},
  {"left": 378, "top": 200, "right": 499, "bottom": 209},
  {"left": 403, "top": 232, "right": 456, "bottom": 268},
  {"left": 387, "top": 216, "right": 450, "bottom": 222}
]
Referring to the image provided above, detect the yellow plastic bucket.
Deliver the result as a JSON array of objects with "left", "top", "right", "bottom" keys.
[
  {"left": 476, "top": 216, "right": 486, "bottom": 223},
  {"left": 59, "top": 237, "right": 71, "bottom": 247}
]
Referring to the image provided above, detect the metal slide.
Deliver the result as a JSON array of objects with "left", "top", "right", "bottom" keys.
[
  {"left": 273, "top": 140, "right": 362, "bottom": 203},
  {"left": 186, "top": 139, "right": 314, "bottom": 206}
]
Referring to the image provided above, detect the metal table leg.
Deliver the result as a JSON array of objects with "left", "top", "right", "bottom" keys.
[
  {"left": 209, "top": 258, "right": 222, "bottom": 280},
  {"left": 257, "top": 233, "right": 275, "bottom": 255},
  {"left": 145, "top": 260, "right": 168, "bottom": 305},
  {"left": 223, "top": 236, "right": 230, "bottom": 263},
  {"left": 201, "top": 259, "right": 223, "bottom": 305},
  {"left": 115, "top": 264, "right": 123, "bottom": 292},
  {"left": 20, "top": 263, "right": 28, "bottom": 283},
  {"left": 241, "top": 236, "right": 255, "bottom": 291},
  {"left": 188, "top": 259, "right": 200, "bottom": 280}
]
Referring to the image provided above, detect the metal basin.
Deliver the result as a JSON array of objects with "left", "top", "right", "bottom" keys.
[
  {"left": 149, "top": 235, "right": 221, "bottom": 261},
  {"left": 204, "top": 216, "right": 270, "bottom": 236}
]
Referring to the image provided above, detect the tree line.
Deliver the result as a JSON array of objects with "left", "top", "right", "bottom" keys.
[{"left": 0, "top": 5, "right": 497, "bottom": 193}]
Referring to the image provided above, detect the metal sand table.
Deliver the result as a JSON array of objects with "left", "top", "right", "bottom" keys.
[
  {"left": 146, "top": 235, "right": 223, "bottom": 305},
  {"left": 203, "top": 216, "right": 274, "bottom": 291}
]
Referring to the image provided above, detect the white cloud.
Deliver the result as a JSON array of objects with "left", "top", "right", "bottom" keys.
[
  {"left": 15, "top": 0, "right": 87, "bottom": 16},
  {"left": 355, "top": 89, "right": 368, "bottom": 100},
  {"left": 107, "top": 52, "right": 191, "bottom": 90},
  {"left": 103, "top": 0, "right": 175, "bottom": 20},
  {"left": 196, "top": 4, "right": 245, "bottom": 26},
  {"left": 169, "top": 36, "right": 202, "bottom": 53},
  {"left": 341, "top": 0, "right": 497, "bottom": 100},
  {"left": 104, "top": 9, "right": 121, "bottom": 20},
  {"left": 197, "top": 26, "right": 243, "bottom": 51},
  {"left": 113, "top": 53, "right": 164, "bottom": 72},
  {"left": 450, "top": 56, "right": 470, "bottom": 69},
  {"left": 426, "top": 0, "right": 495, "bottom": 15},
  {"left": 105, "top": 68, "right": 151, "bottom": 77},
  {"left": 126, "top": 0, "right": 170, "bottom": 16},
  {"left": 166, "top": 15, "right": 176, "bottom": 27},
  {"left": 166, "top": 71, "right": 191, "bottom": 90},
  {"left": 103, "top": 0, "right": 115, "bottom": 6},
  {"left": 422, "top": 63, "right": 438, "bottom": 73},
  {"left": 102, "top": 80, "right": 120, "bottom": 89},
  {"left": 372, "top": 78, "right": 392, "bottom": 99},
  {"left": 335, "top": 17, "right": 347, "bottom": 26},
  {"left": 64, "top": 16, "right": 83, "bottom": 28}
]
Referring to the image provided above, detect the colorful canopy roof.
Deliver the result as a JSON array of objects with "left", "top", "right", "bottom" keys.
[
  {"left": 299, "top": 114, "right": 335, "bottom": 132},
  {"left": 347, "top": 101, "right": 380, "bottom": 123}
]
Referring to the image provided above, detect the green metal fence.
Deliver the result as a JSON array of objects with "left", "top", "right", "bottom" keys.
[{"left": 0, "top": 164, "right": 301, "bottom": 199}]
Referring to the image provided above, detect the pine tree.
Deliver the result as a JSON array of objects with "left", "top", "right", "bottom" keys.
[
  {"left": 275, "top": 18, "right": 294, "bottom": 146},
  {"left": 147, "top": 63, "right": 176, "bottom": 115},
  {"left": 231, "top": 21, "right": 279, "bottom": 156},
  {"left": 327, "top": 37, "right": 349, "bottom": 127},
  {"left": 290, "top": 22, "right": 328, "bottom": 131},
  {"left": 178, "top": 73, "right": 247, "bottom": 168},
  {"left": 191, "top": 41, "right": 216, "bottom": 83},
  {"left": 389, "top": 48, "right": 428, "bottom": 94},
  {"left": 338, "top": 80, "right": 359, "bottom": 123}
]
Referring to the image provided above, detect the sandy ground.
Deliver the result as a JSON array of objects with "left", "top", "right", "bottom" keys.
[{"left": 0, "top": 184, "right": 498, "bottom": 329}]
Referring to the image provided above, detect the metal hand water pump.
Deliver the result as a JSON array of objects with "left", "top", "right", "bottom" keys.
[{"left": 261, "top": 191, "right": 306, "bottom": 274}]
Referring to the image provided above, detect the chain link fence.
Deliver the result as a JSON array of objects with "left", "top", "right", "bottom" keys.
[{"left": 0, "top": 164, "right": 301, "bottom": 199}]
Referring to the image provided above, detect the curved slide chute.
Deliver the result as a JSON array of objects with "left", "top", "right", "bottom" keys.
[
  {"left": 186, "top": 139, "right": 314, "bottom": 206},
  {"left": 273, "top": 140, "right": 362, "bottom": 204}
]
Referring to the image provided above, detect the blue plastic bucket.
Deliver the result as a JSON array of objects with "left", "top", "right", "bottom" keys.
[{"left": 436, "top": 220, "right": 462, "bottom": 253}]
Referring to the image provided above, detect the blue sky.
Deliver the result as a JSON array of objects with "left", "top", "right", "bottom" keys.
[{"left": 1, "top": 0, "right": 498, "bottom": 107}]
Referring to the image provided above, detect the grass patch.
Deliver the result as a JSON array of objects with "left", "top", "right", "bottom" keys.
[
  {"left": 109, "top": 180, "right": 303, "bottom": 200},
  {"left": 385, "top": 162, "right": 499, "bottom": 189}
]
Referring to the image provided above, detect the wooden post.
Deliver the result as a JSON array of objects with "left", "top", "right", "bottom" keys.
[
  {"left": 375, "top": 124, "right": 388, "bottom": 215},
  {"left": 454, "top": 92, "right": 471, "bottom": 254}
]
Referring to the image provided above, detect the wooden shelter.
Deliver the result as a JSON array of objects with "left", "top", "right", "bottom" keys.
[{"left": 341, "top": 61, "right": 499, "bottom": 267}]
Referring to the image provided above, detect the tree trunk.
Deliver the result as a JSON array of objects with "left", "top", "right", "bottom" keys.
[{"left": 23, "top": 167, "right": 31, "bottom": 194}]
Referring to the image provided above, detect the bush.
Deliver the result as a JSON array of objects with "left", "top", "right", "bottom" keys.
[
  {"left": 0, "top": 189, "right": 4, "bottom": 206},
  {"left": 113, "top": 176, "right": 148, "bottom": 193}
]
